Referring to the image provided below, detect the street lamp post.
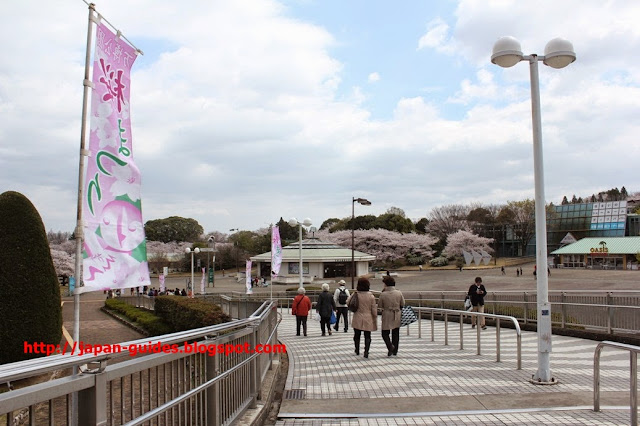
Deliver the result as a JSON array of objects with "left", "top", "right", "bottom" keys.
[
  {"left": 229, "top": 228, "right": 239, "bottom": 272},
  {"left": 288, "top": 218, "right": 312, "bottom": 289},
  {"left": 492, "top": 36, "right": 575, "bottom": 384},
  {"left": 351, "top": 197, "right": 371, "bottom": 289},
  {"left": 207, "top": 236, "right": 215, "bottom": 287},
  {"left": 185, "top": 247, "right": 200, "bottom": 297}
]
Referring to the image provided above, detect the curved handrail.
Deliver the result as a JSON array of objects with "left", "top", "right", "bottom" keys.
[
  {"left": 414, "top": 307, "right": 521, "bottom": 370},
  {"left": 593, "top": 340, "right": 639, "bottom": 425}
]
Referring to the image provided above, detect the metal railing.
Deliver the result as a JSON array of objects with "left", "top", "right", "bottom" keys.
[
  {"left": 0, "top": 297, "right": 280, "bottom": 426},
  {"left": 396, "top": 290, "right": 640, "bottom": 336},
  {"left": 407, "top": 307, "right": 522, "bottom": 370},
  {"left": 122, "top": 290, "right": 640, "bottom": 337},
  {"left": 230, "top": 295, "right": 522, "bottom": 369},
  {"left": 593, "top": 340, "right": 639, "bottom": 426}
]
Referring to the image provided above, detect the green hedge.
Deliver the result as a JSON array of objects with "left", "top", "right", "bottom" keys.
[
  {"left": 153, "top": 296, "right": 231, "bottom": 332},
  {"left": 104, "top": 299, "right": 172, "bottom": 336},
  {"left": 0, "top": 191, "right": 62, "bottom": 365}
]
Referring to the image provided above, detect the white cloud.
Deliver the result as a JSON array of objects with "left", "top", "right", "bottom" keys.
[{"left": 0, "top": 0, "right": 638, "bottom": 237}]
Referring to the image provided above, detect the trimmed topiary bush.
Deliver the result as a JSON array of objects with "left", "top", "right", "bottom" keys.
[
  {"left": 153, "top": 296, "right": 231, "bottom": 332},
  {"left": 0, "top": 191, "right": 62, "bottom": 365},
  {"left": 429, "top": 256, "right": 449, "bottom": 267}
]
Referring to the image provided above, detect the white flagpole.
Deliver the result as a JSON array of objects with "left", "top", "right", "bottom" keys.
[{"left": 72, "top": 5, "right": 95, "bottom": 424}]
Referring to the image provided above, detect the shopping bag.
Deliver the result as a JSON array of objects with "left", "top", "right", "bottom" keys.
[
  {"left": 330, "top": 311, "right": 337, "bottom": 325},
  {"left": 400, "top": 306, "right": 418, "bottom": 327},
  {"left": 313, "top": 312, "right": 321, "bottom": 322},
  {"left": 464, "top": 295, "right": 472, "bottom": 311}
]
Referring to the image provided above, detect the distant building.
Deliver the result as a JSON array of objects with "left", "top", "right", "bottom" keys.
[
  {"left": 250, "top": 238, "right": 376, "bottom": 283},
  {"left": 550, "top": 236, "right": 640, "bottom": 270}
]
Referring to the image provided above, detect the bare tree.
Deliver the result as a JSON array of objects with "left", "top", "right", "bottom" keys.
[{"left": 426, "top": 204, "right": 470, "bottom": 240}]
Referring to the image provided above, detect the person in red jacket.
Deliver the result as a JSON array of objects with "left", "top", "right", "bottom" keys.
[{"left": 292, "top": 287, "right": 312, "bottom": 336}]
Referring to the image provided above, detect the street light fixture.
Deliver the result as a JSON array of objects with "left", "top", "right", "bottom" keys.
[
  {"left": 351, "top": 197, "right": 372, "bottom": 289},
  {"left": 492, "top": 36, "right": 575, "bottom": 384},
  {"left": 185, "top": 246, "right": 200, "bottom": 297},
  {"left": 288, "top": 217, "right": 312, "bottom": 289}
]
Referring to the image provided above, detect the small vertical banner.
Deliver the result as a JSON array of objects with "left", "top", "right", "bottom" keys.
[
  {"left": 201, "top": 267, "right": 205, "bottom": 294},
  {"left": 246, "top": 260, "right": 253, "bottom": 294},
  {"left": 271, "top": 226, "right": 282, "bottom": 278},
  {"left": 82, "top": 22, "right": 150, "bottom": 292},
  {"left": 159, "top": 274, "right": 165, "bottom": 293}
]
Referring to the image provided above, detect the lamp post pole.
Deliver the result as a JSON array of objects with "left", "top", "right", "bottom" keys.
[
  {"left": 351, "top": 197, "right": 372, "bottom": 289},
  {"left": 298, "top": 224, "right": 303, "bottom": 288},
  {"left": 492, "top": 36, "right": 575, "bottom": 383},
  {"left": 185, "top": 247, "right": 200, "bottom": 297},
  {"left": 229, "top": 228, "right": 239, "bottom": 272},
  {"left": 289, "top": 218, "right": 312, "bottom": 290}
]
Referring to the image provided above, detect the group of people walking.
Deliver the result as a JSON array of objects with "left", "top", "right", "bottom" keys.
[{"left": 291, "top": 276, "right": 405, "bottom": 359}]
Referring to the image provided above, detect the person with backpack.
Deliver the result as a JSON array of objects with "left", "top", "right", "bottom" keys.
[
  {"left": 291, "top": 287, "right": 312, "bottom": 336},
  {"left": 333, "top": 280, "right": 350, "bottom": 332}
]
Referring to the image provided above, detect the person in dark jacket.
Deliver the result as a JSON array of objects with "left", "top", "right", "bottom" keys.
[
  {"left": 468, "top": 276, "right": 487, "bottom": 329},
  {"left": 316, "top": 283, "right": 336, "bottom": 336}
]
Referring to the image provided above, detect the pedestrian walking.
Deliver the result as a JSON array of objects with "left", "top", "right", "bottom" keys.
[
  {"left": 347, "top": 278, "right": 377, "bottom": 358},
  {"left": 291, "top": 287, "right": 312, "bottom": 336},
  {"left": 516, "top": 268, "right": 520, "bottom": 277},
  {"left": 468, "top": 276, "right": 487, "bottom": 330},
  {"left": 316, "top": 283, "right": 336, "bottom": 336},
  {"left": 333, "top": 280, "right": 350, "bottom": 332},
  {"left": 379, "top": 276, "right": 405, "bottom": 356},
  {"left": 501, "top": 266, "right": 505, "bottom": 275}
]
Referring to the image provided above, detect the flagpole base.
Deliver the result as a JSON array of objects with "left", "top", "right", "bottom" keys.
[{"left": 529, "top": 375, "right": 559, "bottom": 385}]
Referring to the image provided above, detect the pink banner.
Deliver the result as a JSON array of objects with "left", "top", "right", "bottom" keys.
[
  {"left": 271, "top": 226, "right": 282, "bottom": 277},
  {"left": 159, "top": 274, "right": 165, "bottom": 292},
  {"left": 246, "top": 260, "right": 253, "bottom": 294},
  {"left": 82, "top": 22, "right": 149, "bottom": 292}
]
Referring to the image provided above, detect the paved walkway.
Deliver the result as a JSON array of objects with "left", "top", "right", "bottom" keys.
[{"left": 275, "top": 309, "right": 636, "bottom": 425}]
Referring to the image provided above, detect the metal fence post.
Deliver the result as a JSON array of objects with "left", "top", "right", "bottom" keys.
[
  {"left": 249, "top": 328, "right": 258, "bottom": 408},
  {"left": 78, "top": 369, "right": 108, "bottom": 426},
  {"left": 206, "top": 343, "right": 220, "bottom": 426},
  {"left": 523, "top": 292, "right": 528, "bottom": 325},
  {"left": 607, "top": 292, "right": 614, "bottom": 335},
  {"left": 418, "top": 294, "right": 422, "bottom": 339},
  {"left": 561, "top": 292, "right": 566, "bottom": 329}
]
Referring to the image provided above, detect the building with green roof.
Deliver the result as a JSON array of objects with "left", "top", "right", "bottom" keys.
[{"left": 550, "top": 236, "right": 640, "bottom": 270}]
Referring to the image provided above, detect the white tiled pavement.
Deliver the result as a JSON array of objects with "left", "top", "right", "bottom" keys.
[{"left": 275, "top": 308, "right": 635, "bottom": 425}]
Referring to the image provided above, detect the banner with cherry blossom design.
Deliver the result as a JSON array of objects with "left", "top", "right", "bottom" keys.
[
  {"left": 271, "top": 226, "right": 282, "bottom": 277},
  {"left": 81, "top": 22, "right": 149, "bottom": 292},
  {"left": 246, "top": 260, "right": 253, "bottom": 294}
]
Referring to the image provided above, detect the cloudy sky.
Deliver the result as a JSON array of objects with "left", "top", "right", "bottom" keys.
[{"left": 1, "top": 0, "right": 639, "bottom": 235}]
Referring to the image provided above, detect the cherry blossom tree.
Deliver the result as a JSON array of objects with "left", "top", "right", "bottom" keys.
[
  {"left": 315, "top": 229, "right": 437, "bottom": 264},
  {"left": 443, "top": 230, "right": 494, "bottom": 257},
  {"left": 50, "top": 249, "right": 74, "bottom": 277}
]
